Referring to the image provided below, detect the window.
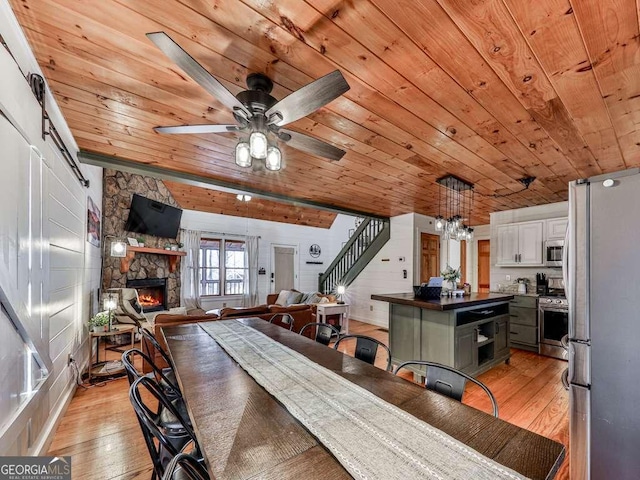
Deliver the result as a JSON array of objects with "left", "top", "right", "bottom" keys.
[{"left": 199, "top": 238, "right": 247, "bottom": 296}]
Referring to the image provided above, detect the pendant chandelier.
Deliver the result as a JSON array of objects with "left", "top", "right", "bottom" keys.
[{"left": 434, "top": 175, "right": 474, "bottom": 241}]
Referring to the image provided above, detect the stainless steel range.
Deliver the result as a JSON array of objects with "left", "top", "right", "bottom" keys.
[{"left": 539, "top": 294, "right": 568, "bottom": 360}]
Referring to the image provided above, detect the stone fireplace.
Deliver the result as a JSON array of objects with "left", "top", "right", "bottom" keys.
[
  {"left": 101, "top": 169, "right": 181, "bottom": 310},
  {"left": 127, "top": 277, "right": 168, "bottom": 313}
]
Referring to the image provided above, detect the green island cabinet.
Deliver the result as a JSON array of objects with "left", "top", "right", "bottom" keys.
[
  {"left": 371, "top": 293, "right": 514, "bottom": 377},
  {"left": 509, "top": 295, "right": 539, "bottom": 352}
]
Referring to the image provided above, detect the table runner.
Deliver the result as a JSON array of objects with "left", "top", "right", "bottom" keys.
[{"left": 200, "top": 320, "right": 528, "bottom": 480}]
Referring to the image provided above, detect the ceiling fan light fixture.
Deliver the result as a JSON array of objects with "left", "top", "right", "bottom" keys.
[
  {"left": 249, "top": 131, "right": 268, "bottom": 159},
  {"left": 235, "top": 141, "right": 252, "bottom": 168},
  {"left": 265, "top": 146, "right": 282, "bottom": 171}
]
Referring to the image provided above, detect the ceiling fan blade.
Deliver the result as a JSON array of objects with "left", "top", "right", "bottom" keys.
[
  {"left": 279, "top": 129, "right": 346, "bottom": 161},
  {"left": 266, "top": 70, "right": 350, "bottom": 126},
  {"left": 154, "top": 124, "right": 240, "bottom": 134},
  {"left": 147, "top": 32, "right": 250, "bottom": 117}
]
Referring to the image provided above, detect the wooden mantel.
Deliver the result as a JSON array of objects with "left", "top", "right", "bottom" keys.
[{"left": 119, "top": 246, "right": 186, "bottom": 274}]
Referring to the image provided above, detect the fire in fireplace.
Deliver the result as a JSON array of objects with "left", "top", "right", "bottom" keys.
[{"left": 126, "top": 278, "right": 168, "bottom": 313}]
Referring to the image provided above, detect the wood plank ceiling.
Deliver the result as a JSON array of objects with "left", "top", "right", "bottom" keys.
[
  {"left": 9, "top": 0, "right": 639, "bottom": 225},
  {"left": 165, "top": 181, "right": 337, "bottom": 228}
]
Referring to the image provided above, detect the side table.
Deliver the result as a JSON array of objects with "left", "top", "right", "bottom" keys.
[
  {"left": 88, "top": 324, "right": 136, "bottom": 382},
  {"left": 316, "top": 303, "right": 350, "bottom": 335}
]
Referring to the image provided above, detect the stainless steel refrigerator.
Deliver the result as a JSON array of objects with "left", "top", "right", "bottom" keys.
[{"left": 565, "top": 167, "right": 640, "bottom": 479}]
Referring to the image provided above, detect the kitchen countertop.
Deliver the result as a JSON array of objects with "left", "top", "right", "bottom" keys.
[
  {"left": 490, "top": 291, "right": 540, "bottom": 297},
  {"left": 371, "top": 292, "right": 514, "bottom": 311}
]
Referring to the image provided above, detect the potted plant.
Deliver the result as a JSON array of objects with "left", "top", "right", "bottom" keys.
[
  {"left": 137, "top": 236, "right": 145, "bottom": 247},
  {"left": 89, "top": 311, "right": 110, "bottom": 333},
  {"left": 441, "top": 265, "right": 461, "bottom": 292},
  {"left": 164, "top": 243, "right": 172, "bottom": 250}
]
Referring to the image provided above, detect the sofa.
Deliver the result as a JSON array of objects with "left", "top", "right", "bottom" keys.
[
  {"left": 142, "top": 290, "right": 336, "bottom": 372},
  {"left": 211, "top": 303, "right": 313, "bottom": 332},
  {"left": 142, "top": 301, "right": 314, "bottom": 371},
  {"left": 266, "top": 289, "right": 341, "bottom": 329}
]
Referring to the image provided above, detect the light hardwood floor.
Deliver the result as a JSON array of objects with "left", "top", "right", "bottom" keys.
[{"left": 49, "top": 320, "right": 569, "bottom": 479}]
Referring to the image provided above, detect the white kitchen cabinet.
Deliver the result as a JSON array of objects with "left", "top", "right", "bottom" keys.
[
  {"left": 496, "top": 221, "right": 544, "bottom": 266},
  {"left": 496, "top": 224, "right": 519, "bottom": 265},
  {"left": 546, "top": 217, "right": 568, "bottom": 240}
]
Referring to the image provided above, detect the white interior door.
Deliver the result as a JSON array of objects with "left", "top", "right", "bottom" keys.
[{"left": 271, "top": 244, "right": 298, "bottom": 292}]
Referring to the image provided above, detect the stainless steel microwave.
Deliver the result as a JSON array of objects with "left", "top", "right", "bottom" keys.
[{"left": 544, "top": 240, "right": 564, "bottom": 267}]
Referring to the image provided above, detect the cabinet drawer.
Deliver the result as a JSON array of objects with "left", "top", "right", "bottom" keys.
[
  {"left": 509, "top": 306, "right": 537, "bottom": 326},
  {"left": 510, "top": 323, "right": 538, "bottom": 345},
  {"left": 509, "top": 295, "right": 537, "bottom": 309}
]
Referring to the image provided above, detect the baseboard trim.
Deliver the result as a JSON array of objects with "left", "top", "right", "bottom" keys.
[
  {"left": 32, "top": 378, "right": 76, "bottom": 455},
  {"left": 32, "top": 350, "right": 90, "bottom": 455},
  {"left": 349, "top": 315, "right": 388, "bottom": 329}
]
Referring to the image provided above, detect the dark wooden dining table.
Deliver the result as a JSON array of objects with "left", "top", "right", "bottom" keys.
[{"left": 163, "top": 318, "right": 565, "bottom": 480}]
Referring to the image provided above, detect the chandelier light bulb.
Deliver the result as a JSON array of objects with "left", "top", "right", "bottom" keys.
[
  {"left": 249, "top": 131, "right": 268, "bottom": 159},
  {"left": 235, "top": 142, "right": 252, "bottom": 168},
  {"left": 265, "top": 146, "right": 282, "bottom": 171},
  {"left": 435, "top": 216, "right": 444, "bottom": 232}
]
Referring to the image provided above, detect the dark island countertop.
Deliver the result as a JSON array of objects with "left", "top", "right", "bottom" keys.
[{"left": 371, "top": 292, "right": 514, "bottom": 311}]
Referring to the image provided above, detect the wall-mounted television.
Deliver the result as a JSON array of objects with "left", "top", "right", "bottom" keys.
[{"left": 124, "top": 194, "right": 183, "bottom": 239}]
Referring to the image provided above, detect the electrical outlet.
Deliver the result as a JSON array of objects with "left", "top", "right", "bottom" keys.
[
  {"left": 505, "top": 275, "right": 511, "bottom": 281},
  {"left": 222, "top": 302, "right": 227, "bottom": 308},
  {"left": 67, "top": 353, "right": 74, "bottom": 365},
  {"left": 369, "top": 305, "right": 373, "bottom": 311}
]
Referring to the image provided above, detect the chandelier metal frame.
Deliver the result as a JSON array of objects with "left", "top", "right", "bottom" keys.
[{"left": 434, "top": 175, "right": 475, "bottom": 241}]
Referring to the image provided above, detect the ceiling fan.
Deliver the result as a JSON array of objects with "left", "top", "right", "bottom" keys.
[{"left": 147, "top": 32, "right": 351, "bottom": 171}]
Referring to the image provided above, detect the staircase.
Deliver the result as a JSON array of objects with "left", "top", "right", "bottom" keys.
[{"left": 318, "top": 218, "right": 390, "bottom": 294}]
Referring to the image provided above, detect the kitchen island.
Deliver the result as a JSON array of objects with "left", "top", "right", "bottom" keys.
[{"left": 372, "top": 293, "right": 514, "bottom": 376}]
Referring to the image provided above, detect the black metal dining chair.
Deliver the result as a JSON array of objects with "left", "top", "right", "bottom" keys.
[
  {"left": 394, "top": 360, "right": 499, "bottom": 417},
  {"left": 141, "top": 327, "right": 176, "bottom": 370},
  {"left": 122, "top": 348, "right": 181, "bottom": 400},
  {"left": 162, "top": 453, "right": 210, "bottom": 480},
  {"left": 298, "top": 322, "right": 340, "bottom": 346},
  {"left": 333, "top": 334, "right": 392, "bottom": 371},
  {"left": 269, "top": 313, "right": 295, "bottom": 331},
  {"left": 130, "top": 376, "right": 202, "bottom": 480}
]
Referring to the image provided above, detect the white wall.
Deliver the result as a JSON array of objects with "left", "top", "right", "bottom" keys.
[
  {"left": 0, "top": 1, "right": 101, "bottom": 455},
  {"left": 490, "top": 202, "right": 568, "bottom": 291},
  {"left": 346, "top": 213, "right": 414, "bottom": 327},
  {"left": 180, "top": 210, "right": 346, "bottom": 309}
]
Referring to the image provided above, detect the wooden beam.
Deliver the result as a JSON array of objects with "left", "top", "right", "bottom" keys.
[{"left": 78, "top": 150, "right": 389, "bottom": 220}]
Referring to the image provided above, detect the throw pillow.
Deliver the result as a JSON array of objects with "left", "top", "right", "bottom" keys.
[
  {"left": 299, "top": 292, "right": 311, "bottom": 303},
  {"left": 274, "top": 290, "right": 290, "bottom": 306},
  {"left": 305, "top": 293, "right": 322, "bottom": 305},
  {"left": 286, "top": 291, "right": 304, "bottom": 306},
  {"left": 318, "top": 296, "right": 330, "bottom": 304}
]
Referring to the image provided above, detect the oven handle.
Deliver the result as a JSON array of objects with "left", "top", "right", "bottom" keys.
[
  {"left": 539, "top": 307, "right": 569, "bottom": 314},
  {"left": 561, "top": 334, "right": 569, "bottom": 350}
]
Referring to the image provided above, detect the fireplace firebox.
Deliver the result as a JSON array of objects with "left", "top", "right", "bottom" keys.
[{"left": 126, "top": 278, "right": 168, "bottom": 313}]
